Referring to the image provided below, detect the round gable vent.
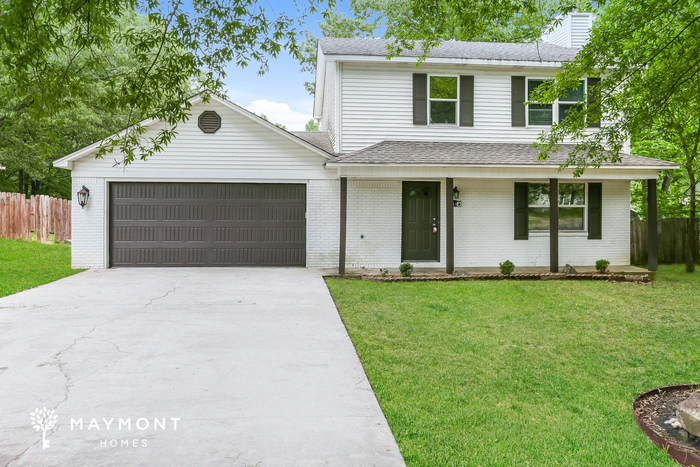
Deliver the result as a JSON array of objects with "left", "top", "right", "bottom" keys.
[{"left": 198, "top": 111, "right": 221, "bottom": 133}]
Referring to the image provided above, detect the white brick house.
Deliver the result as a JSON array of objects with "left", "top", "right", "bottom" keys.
[{"left": 54, "top": 14, "right": 677, "bottom": 272}]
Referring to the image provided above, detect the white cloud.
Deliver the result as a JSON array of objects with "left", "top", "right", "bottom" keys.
[{"left": 244, "top": 99, "right": 313, "bottom": 131}]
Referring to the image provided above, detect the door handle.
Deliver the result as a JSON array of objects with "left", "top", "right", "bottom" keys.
[{"left": 432, "top": 224, "right": 438, "bottom": 234}]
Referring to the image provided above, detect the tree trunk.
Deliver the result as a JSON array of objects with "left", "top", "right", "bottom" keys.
[
  {"left": 18, "top": 169, "right": 24, "bottom": 194},
  {"left": 687, "top": 174, "right": 697, "bottom": 273}
]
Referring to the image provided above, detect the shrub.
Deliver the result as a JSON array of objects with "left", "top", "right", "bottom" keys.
[
  {"left": 595, "top": 259, "right": 611, "bottom": 273},
  {"left": 499, "top": 260, "right": 515, "bottom": 275},
  {"left": 379, "top": 268, "right": 389, "bottom": 277},
  {"left": 399, "top": 262, "right": 414, "bottom": 277}
]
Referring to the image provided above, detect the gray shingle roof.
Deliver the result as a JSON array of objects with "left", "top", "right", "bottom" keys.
[
  {"left": 318, "top": 38, "right": 580, "bottom": 63},
  {"left": 327, "top": 141, "right": 678, "bottom": 167},
  {"left": 290, "top": 131, "right": 334, "bottom": 154}
]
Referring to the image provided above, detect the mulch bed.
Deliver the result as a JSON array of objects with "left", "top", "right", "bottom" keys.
[
  {"left": 361, "top": 273, "right": 651, "bottom": 283},
  {"left": 633, "top": 385, "right": 700, "bottom": 465}
]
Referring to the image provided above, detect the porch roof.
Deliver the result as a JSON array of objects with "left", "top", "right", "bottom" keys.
[{"left": 326, "top": 141, "right": 678, "bottom": 169}]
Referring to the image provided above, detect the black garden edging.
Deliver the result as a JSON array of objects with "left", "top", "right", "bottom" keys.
[
  {"left": 633, "top": 384, "right": 700, "bottom": 467},
  {"left": 360, "top": 273, "right": 651, "bottom": 283}
]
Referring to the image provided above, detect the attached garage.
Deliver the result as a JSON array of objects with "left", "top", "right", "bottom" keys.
[
  {"left": 52, "top": 95, "right": 338, "bottom": 269},
  {"left": 110, "top": 183, "right": 306, "bottom": 267}
]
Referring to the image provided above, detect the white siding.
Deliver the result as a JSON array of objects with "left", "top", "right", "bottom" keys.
[
  {"left": 321, "top": 62, "right": 337, "bottom": 149},
  {"left": 341, "top": 178, "right": 630, "bottom": 269},
  {"left": 339, "top": 64, "right": 597, "bottom": 153},
  {"left": 541, "top": 15, "right": 571, "bottom": 47},
  {"left": 71, "top": 101, "right": 333, "bottom": 181},
  {"left": 541, "top": 13, "right": 593, "bottom": 48},
  {"left": 307, "top": 179, "right": 340, "bottom": 267},
  {"left": 71, "top": 177, "right": 108, "bottom": 269},
  {"left": 570, "top": 13, "right": 594, "bottom": 47}
]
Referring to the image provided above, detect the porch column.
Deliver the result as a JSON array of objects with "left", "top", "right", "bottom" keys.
[
  {"left": 339, "top": 177, "right": 347, "bottom": 275},
  {"left": 549, "top": 178, "right": 559, "bottom": 273},
  {"left": 648, "top": 178, "right": 658, "bottom": 271},
  {"left": 446, "top": 178, "right": 454, "bottom": 274}
]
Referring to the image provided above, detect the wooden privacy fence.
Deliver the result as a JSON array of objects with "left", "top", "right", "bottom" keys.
[
  {"left": 631, "top": 218, "right": 700, "bottom": 265},
  {"left": 0, "top": 192, "right": 71, "bottom": 243}
]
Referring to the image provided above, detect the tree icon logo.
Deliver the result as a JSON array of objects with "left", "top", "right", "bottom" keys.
[{"left": 30, "top": 407, "right": 58, "bottom": 449}]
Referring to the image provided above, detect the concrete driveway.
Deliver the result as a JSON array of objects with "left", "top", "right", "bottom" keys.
[{"left": 0, "top": 268, "right": 404, "bottom": 466}]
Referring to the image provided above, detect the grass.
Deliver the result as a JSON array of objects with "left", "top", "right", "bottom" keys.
[
  {"left": 326, "top": 265, "right": 700, "bottom": 466},
  {"left": 0, "top": 237, "right": 82, "bottom": 298}
]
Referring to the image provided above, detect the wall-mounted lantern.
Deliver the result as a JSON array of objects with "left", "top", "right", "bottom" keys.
[
  {"left": 453, "top": 186, "right": 462, "bottom": 207},
  {"left": 77, "top": 186, "right": 90, "bottom": 209}
]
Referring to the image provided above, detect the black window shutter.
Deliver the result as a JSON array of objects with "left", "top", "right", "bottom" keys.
[
  {"left": 459, "top": 75, "right": 474, "bottom": 127},
  {"left": 413, "top": 74, "right": 428, "bottom": 125},
  {"left": 511, "top": 76, "right": 526, "bottom": 127},
  {"left": 514, "top": 182, "right": 529, "bottom": 240},
  {"left": 588, "top": 182, "right": 602, "bottom": 239},
  {"left": 587, "top": 77, "right": 601, "bottom": 128}
]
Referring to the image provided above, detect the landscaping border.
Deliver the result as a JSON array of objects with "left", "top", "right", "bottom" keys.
[{"left": 359, "top": 273, "right": 651, "bottom": 283}]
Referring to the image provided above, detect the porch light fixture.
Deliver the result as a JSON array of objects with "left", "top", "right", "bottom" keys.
[
  {"left": 77, "top": 186, "right": 90, "bottom": 209},
  {"left": 453, "top": 186, "right": 460, "bottom": 201}
]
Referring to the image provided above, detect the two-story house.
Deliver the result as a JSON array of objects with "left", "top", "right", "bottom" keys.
[{"left": 54, "top": 13, "right": 676, "bottom": 272}]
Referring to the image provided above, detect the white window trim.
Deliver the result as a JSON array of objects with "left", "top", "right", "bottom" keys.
[
  {"left": 525, "top": 77, "right": 587, "bottom": 127},
  {"left": 428, "top": 74, "right": 459, "bottom": 126},
  {"left": 527, "top": 181, "right": 588, "bottom": 233}
]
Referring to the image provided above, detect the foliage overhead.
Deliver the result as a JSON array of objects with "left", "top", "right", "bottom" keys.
[
  {"left": 0, "top": 0, "right": 329, "bottom": 168},
  {"left": 299, "top": 0, "right": 593, "bottom": 94}
]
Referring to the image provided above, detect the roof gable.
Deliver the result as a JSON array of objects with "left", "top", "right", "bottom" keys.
[{"left": 54, "top": 94, "right": 333, "bottom": 169}]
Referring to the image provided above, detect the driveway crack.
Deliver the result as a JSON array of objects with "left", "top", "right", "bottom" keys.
[{"left": 16, "top": 287, "right": 177, "bottom": 463}]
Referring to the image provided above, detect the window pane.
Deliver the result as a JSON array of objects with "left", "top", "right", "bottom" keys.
[
  {"left": 528, "top": 183, "right": 550, "bottom": 206},
  {"left": 430, "top": 76, "right": 457, "bottom": 99},
  {"left": 559, "top": 80, "right": 585, "bottom": 102},
  {"left": 558, "top": 183, "right": 585, "bottom": 205},
  {"left": 529, "top": 207, "right": 550, "bottom": 230},
  {"left": 528, "top": 79, "right": 546, "bottom": 100},
  {"left": 528, "top": 104, "right": 552, "bottom": 125},
  {"left": 430, "top": 101, "right": 456, "bottom": 124},
  {"left": 559, "top": 207, "right": 584, "bottom": 230},
  {"left": 559, "top": 103, "right": 584, "bottom": 123}
]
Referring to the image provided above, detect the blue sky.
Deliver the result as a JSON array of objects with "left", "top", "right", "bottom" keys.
[{"left": 220, "top": 0, "right": 352, "bottom": 130}]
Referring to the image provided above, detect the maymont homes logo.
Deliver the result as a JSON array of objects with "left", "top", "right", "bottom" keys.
[
  {"left": 30, "top": 406, "right": 181, "bottom": 448},
  {"left": 29, "top": 407, "right": 58, "bottom": 449}
]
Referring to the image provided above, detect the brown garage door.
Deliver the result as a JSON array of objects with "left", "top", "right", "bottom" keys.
[{"left": 110, "top": 183, "right": 306, "bottom": 267}]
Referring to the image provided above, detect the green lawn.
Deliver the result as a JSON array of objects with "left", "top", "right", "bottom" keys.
[
  {"left": 326, "top": 266, "right": 700, "bottom": 466},
  {"left": 0, "top": 238, "right": 82, "bottom": 298}
]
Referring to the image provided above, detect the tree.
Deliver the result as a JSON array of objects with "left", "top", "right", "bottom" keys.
[
  {"left": 630, "top": 134, "right": 690, "bottom": 220},
  {"left": 526, "top": 0, "right": 700, "bottom": 272},
  {"left": 0, "top": 0, "right": 329, "bottom": 168},
  {"left": 0, "top": 14, "right": 151, "bottom": 197},
  {"left": 298, "top": 0, "right": 592, "bottom": 94},
  {"left": 305, "top": 119, "right": 320, "bottom": 131}
]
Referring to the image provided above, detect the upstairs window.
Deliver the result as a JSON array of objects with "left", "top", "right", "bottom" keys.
[
  {"left": 528, "top": 183, "right": 586, "bottom": 231},
  {"left": 429, "top": 76, "right": 458, "bottom": 124},
  {"left": 527, "top": 79, "right": 586, "bottom": 126}
]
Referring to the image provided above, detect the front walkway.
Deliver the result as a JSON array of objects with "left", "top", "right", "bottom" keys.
[{"left": 0, "top": 268, "right": 403, "bottom": 466}]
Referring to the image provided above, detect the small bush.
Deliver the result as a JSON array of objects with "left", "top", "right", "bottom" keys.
[
  {"left": 399, "top": 262, "right": 414, "bottom": 277},
  {"left": 499, "top": 260, "right": 515, "bottom": 275},
  {"left": 595, "top": 259, "right": 610, "bottom": 273},
  {"left": 379, "top": 268, "right": 389, "bottom": 277}
]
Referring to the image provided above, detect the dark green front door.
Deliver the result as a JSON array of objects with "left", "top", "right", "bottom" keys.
[{"left": 402, "top": 181, "right": 440, "bottom": 261}]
